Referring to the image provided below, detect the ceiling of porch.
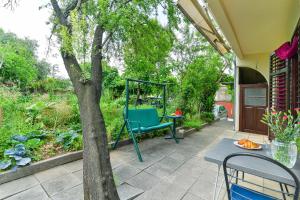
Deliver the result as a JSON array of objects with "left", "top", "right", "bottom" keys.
[{"left": 206, "top": 0, "right": 300, "bottom": 57}]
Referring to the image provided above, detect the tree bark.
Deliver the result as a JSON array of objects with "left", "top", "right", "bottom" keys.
[
  {"left": 78, "top": 84, "right": 119, "bottom": 200},
  {"left": 50, "top": 1, "right": 120, "bottom": 199},
  {"left": 60, "top": 44, "right": 119, "bottom": 200}
]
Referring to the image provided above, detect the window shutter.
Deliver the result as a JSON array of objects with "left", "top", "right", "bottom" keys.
[{"left": 269, "top": 54, "right": 290, "bottom": 111}]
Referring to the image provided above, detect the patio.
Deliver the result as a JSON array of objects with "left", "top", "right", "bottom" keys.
[{"left": 0, "top": 120, "right": 288, "bottom": 200}]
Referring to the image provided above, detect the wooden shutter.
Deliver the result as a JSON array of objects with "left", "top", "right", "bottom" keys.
[
  {"left": 269, "top": 24, "right": 300, "bottom": 112},
  {"left": 268, "top": 23, "right": 300, "bottom": 139},
  {"left": 269, "top": 54, "right": 290, "bottom": 111}
]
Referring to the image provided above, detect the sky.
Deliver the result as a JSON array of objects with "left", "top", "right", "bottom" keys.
[{"left": 0, "top": 0, "right": 68, "bottom": 77}]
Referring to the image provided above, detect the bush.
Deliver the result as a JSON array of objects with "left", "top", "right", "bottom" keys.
[
  {"left": 200, "top": 112, "right": 215, "bottom": 123},
  {"left": 29, "top": 78, "right": 72, "bottom": 93}
]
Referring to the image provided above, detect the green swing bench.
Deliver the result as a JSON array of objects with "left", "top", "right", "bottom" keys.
[{"left": 112, "top": 79, "right": 179, "bottom": 162}]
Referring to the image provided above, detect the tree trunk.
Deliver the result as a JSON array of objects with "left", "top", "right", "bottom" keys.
[
  {"left": 77, "top": 84, "right": 119, "bottom": 200},
  {"left": 61, "top": 52, "right": 119, "bottom": 200}
]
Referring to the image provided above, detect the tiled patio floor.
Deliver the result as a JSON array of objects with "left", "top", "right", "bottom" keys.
[{"left": 0, "top": 120, "right": 292, "bottom": 200}]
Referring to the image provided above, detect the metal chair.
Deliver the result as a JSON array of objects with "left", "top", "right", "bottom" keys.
[{"left": 223, "top": 153, "right": 299, "bottom": 200}]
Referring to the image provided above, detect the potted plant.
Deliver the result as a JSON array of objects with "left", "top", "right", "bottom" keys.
[{"left": 261, "top": 109, "right": 299, "bottom": 168}]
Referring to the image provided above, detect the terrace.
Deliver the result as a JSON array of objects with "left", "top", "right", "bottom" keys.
[
  {"left": 0, "top": 1, "right": 300, "bottom": 200},
  {"left": 0, "top": 120, "right": 291, "bottom": 200}
]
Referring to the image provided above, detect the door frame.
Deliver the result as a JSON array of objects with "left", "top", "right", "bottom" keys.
[{"left": 239, "top": 83, "right": 268, "bottom": 135}]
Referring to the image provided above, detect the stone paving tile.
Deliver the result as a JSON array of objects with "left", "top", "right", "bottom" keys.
[
  {"left": 62, "top": 159, "right": 83, "bottom": 173},
  {"left": 4, "top": 185, "right": 49, "bottom": 200},
  {"left": 0, "top": 120, "right": 247, "bottom": 200},
  {"left": 34, "top": 166, "right": 69, "bottom": 183},
  {"left": 72, "top": 170, "right": 83, "bottom": 183},
  {"left": 117, "top": 183, "right": 144, "bottom": 200},
  {"left": 51, "top": 184, "right": 83, "bottom": 200},
  {"left": 197, "top": 168, "right": 221, "bottom": 184},
  {"left": 41, "top": 173, "right": 81, "bottom": 196},
  {"left": 162, "top": 171, "right": 197, "bottom": 190},
  {"left": 188, "top": 178, "right": 217, "bottom": 200},
  {"left": 126, "top": 171, "right": 161, "bottom": 191},
  {"left": 134, "top": 180, "right": 187, "bottom": 200},
  {"left": 174, "top": 160, "right": 205, "bottom": 179},
  {"left": 181, "top": 192, "right": 203, "bottom": 200},
  {"left": 128, "top": 154, "right": 165, "bottom": 171},
  {"left": 145, "top": 156, "right": 184, "bottom": 178},
  {"left": 113, "top": 164, "right": 141, "bottom": 184},
  {"left": 0, "top": 176, "right": 39, "bottom": 199},
  {"left": 168, "top": 150, "right": 195, "bottom": 162}
]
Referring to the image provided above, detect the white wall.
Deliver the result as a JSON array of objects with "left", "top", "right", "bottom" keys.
[
  {"left": 236, "top": 53, "right": 270, "bottom": 81},
  {"left": 234, "top": 53, "right": 270, "bottom": 131}
]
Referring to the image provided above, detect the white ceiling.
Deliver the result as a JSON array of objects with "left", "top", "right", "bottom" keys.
[{"left": 206, "top": 0, "right": 300, "bottom": 56}]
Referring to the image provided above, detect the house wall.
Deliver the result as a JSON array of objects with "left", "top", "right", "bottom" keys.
[
  {"left": 234, "top": 53, "right": 270, "bottom": 131},
  {"left": 236, "top": 53, "right": 270, "bottom": 81}
]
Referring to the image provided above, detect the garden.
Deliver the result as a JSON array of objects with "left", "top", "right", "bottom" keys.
[{"left": 0, "top": 19, "right": 232, "bottom": 171}]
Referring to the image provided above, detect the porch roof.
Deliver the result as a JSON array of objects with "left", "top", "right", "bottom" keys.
[{"left": 177, "top": 0, "right": 300, "bottom": 58}]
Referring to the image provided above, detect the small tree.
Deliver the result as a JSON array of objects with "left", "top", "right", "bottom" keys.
[{"left": 3, "top": 1, "right": 179, "bottom": 199}]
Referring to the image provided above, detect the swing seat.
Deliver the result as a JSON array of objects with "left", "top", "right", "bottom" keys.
[
  {"left": 127, "top": 108, "right": 173, "bottom": 133},
  {"left": 114, "top": 108, "right": 179, "bottom": 162}
]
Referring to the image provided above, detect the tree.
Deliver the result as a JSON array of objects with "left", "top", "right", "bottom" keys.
[
  {"left": 0, "top": 28, "right": 52, "bottom": 87},
  {"left": 124, "top": 19, "right": 174, "bottom": 82},
  {"left": 169, "top": 23, "right": 204, "bottom": 80},
  {"left": 180, "top": 42, "right": 224, "bottom": 115},
  {"left": 2, "top": 1, "right": 179, "bottom": 199},
  {"left": 36, "top": 59, "right": 51, "bottom": 80},
  {"left": 0, "top": 29, "right": 38, "bottom": 87}
]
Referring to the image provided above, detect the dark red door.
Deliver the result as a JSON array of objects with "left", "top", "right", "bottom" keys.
[{"left": 240, "top": 84, "right": 268, "bottom": 135}]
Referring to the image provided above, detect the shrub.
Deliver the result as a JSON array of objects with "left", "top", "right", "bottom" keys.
[
  {"left": 200, "top": 112, "right": 215, "bottom": 123},
  {"left": 29, "top": 78, "right": 72, "bottom": 93}
]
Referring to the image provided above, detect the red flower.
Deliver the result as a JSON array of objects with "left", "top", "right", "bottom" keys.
[
  {"left": 271, "top": 111, "right": 277, "bottom": 115},
  {"left": 283, "top": 115, "right": 288, "bottom": 120},
  {"left": 295, "top": 108, "right": 300, "bottom": 112},
  {"left": 298, "top": 122, "right": 300, "bottom": 124}
]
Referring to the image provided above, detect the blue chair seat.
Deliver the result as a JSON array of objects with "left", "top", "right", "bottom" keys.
[
  {"left": 131, "top": 122, "right": 173, "bottom": 133},
  {"left": 231, "top": 184, "right": 277, "bottom": 200}
]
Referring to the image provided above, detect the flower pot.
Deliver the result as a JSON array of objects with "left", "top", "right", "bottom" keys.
[{"left": 271, "top": 140, "right": 298, "bottom": 168}]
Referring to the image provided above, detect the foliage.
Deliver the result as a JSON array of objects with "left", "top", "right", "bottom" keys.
[
  {"left": 103, "top": 64, "right": 125, "bottom": 98},
  {"left": 261, "top": 109, "right": 300, "bottom": 142},
  {"left": 0, "top": 87, "right": 80, "bottom": 163},
  {"left": 36, "top": 59, "right": 52, "bottom": 80},
  {"left": 0, "top": 29, "right": 52, "bottom": 88},
  {"left": 56, "top": 130, "right": 82, "bottom": 150},
  {"left": 180, "top": 54, "right": 221, "bottom": 115},
  {"left": 124, "top": 19, "right": 174, "bottom": 81},
  {"left": 1, "top": 144, "right": 31, "bottom": 170},
  {"left": 183, "top": 117, "right": 205, "bottom": 129},
  {"left": 29, "top": 78, "right": 72, "bottom": 93}
]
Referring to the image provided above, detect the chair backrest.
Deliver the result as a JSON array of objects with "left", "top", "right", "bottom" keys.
[
  {"left": 125, "top": 108, "right": 160, "bottom": 129},
  {"left": 223, "top": 152, "right": 299, "bottom": 200}
]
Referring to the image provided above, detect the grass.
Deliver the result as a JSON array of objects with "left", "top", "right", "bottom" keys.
[{"left": 183, "top": 118, "right": 205, "bottom": 129}]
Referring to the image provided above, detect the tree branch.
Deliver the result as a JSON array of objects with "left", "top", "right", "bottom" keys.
[
  {"left": 50, "top": 0, "right": 84, "bottom": 92},
  {"left": 50, "top": 0, "right": 68, "bottom": 26},
  {"left": 102, "top": 32, "right": 113, "bottom": 47},
  {"left": 46, "top": 24, "right": 57, "bottom": 57},
  {"left": 3, "top": 0, "right": 18, "bottom": 10}
]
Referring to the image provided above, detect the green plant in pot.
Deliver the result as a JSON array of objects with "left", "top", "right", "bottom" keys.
[{"left": 261, "top": 109, "right": 299, "bottom": 168}]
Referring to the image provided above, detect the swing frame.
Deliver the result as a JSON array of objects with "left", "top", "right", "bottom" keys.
[{"left": 112, "top": 78, "right": 178, "bottom": 162}]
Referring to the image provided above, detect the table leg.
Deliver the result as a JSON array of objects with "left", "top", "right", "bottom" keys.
[
  {"left": 164, "top": 118, "right": 184, "bottom": 139},
  {"left": 214, "top": 167, "right": 237, "bottom": 200},
  {"left": 213, "top": 165, "right": 221, "bottom": 200}
]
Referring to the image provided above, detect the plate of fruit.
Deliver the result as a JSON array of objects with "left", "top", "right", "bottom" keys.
[{"left": 234, "top": 139, "right": 262, "bottom": 150}]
